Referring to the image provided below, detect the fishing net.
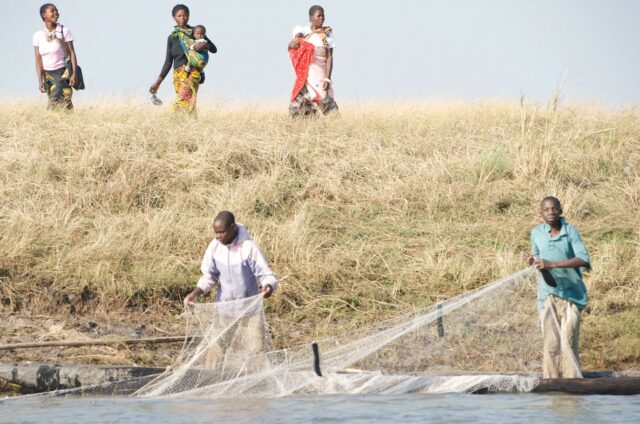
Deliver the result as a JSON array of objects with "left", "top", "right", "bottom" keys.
[
  {"left": 130, "top": 267, "right": 578, "bottom": 397},
  {"left": 25, "top": 267, "right": 581, "bottom": 399}
]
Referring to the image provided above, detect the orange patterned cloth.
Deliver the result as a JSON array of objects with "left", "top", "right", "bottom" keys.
[{"left": 173, "top": 65, "right": 201, "bottom": 113}]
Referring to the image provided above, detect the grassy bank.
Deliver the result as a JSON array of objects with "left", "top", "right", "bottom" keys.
[{"left": 0, "top": 100, "right": 639, "bottom": 369}]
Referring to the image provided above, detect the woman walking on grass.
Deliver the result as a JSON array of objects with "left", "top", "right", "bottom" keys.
[
  {"left": 288, "top": 5, "right": 338, "bottom": 117},
  {"left": 33, "top": 3, "right": 78, "bottom": 111},
  {"left": 149, "top": 4, "right": 217, "bottom": 113}
]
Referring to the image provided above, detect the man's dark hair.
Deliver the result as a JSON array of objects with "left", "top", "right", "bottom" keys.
[
  {"left": 40, "top": 3, "right": 55, "bottom": 21},
  {"left": 214, "top": 210, "right": 235, "bottom": 228},
  {"left": 540, "top": 196, "right": 561, "bottom": 209},
  {"left": 309, "top": 5, "right": 324, "bottom": 16},
  {"left": 172, "top": 4, "right": 190, "bottom": 17}
]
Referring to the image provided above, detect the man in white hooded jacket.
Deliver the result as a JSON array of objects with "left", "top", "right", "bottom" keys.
[
  {"left": 184, "top": 210, "right": 278, "bottom": 305},
  {"left": 183, "top": 211, "right": 278, "bottom": 367}
]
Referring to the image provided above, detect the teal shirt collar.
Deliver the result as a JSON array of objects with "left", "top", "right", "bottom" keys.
[{"left": 542, "top": 218, "right": 567, "bottom": 237}]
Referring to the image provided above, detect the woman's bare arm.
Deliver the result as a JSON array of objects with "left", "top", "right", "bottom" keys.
[
  {"left": 325, "top": 48, "right": 334, "bottom": 90},
  {"left": 34, "top": 47, "right": 45, "bottom": 93},
  {"left": 65, "top": 40, "right": 78, "bottom": 87}
]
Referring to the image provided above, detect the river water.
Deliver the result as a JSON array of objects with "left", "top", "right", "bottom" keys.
[{"left": 2, "top": 393, "right": 640, "bottom": 423}]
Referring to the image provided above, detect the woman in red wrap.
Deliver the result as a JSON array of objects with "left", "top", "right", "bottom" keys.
[{"left": 288, "top": 5, "right": 338, "bottom": 117}]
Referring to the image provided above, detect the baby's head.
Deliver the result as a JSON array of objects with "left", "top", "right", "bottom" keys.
[{"left": 193, "top": 25, "right": 206, "bottom": 40}]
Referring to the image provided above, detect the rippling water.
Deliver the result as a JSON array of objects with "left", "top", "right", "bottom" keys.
[{"left": 2, "top": 393, "right": 640, "bottom": 423}]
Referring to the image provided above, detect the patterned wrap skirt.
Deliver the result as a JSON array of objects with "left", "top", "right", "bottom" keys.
[
  {"left": 173, "top": 65, "right": 201, "bottom": 113},
  {"left": 44, "top": 67, "right": 73, "bottom": 111}
]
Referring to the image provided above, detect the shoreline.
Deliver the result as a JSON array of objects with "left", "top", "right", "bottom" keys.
[{"left": 1, "top": 103, "right": 638, "bottom": 371}]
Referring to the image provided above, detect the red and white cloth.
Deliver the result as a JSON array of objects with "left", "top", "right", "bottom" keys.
[{"left": 289, "top": 25, "right": 335, "bottom": 103}]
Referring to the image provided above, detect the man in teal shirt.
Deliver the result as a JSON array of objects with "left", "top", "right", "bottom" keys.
[{"left": 524, "top": 196, "right": 591, "bottom": 378}]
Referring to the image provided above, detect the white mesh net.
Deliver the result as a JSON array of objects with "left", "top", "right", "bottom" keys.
[
  {"left": 28, "top": 267, "right": 580, "bottom": 399},
  {"left": 129, "top": 267, "right": 578, "bottom": 398}
]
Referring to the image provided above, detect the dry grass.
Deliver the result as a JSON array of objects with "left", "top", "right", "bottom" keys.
[{"left": 0, "top": 100, "right": 639, "bottom": 369}]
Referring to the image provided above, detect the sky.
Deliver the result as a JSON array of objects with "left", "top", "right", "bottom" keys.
[{"left": 4, "top": 0, "right": 640, "bottom": 105}]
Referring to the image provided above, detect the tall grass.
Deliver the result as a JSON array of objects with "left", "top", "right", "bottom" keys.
[{"left": 0, "top": 100, "right": 639, "bottom": 369}]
